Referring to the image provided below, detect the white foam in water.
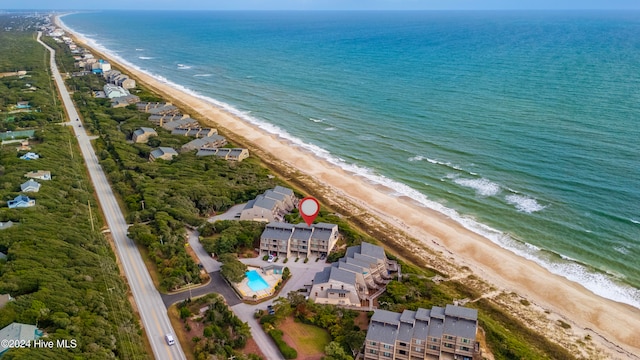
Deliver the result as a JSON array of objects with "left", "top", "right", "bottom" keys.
[
  {"left": 324, "top": 127, "right": 337, "bottom": 131},
  {"left": 505, "top": 194, "right": 546, "bottom": 213},
  {"left": 193, "top": 74, "right": 212, "bottom": 77},
  {"left": 614, "top": 246, "right": 630, "bottom": 255},
  {"left": 453, "top": 177, "right": 501, "bottom": 197},
  {"left": 138, "top": 56, "right": 154, "bottom": 60},
  {"left": 408, "top": 155, "right": 424, "bottom": 162},
  {"left": 177, "top": 64, "right": 192, "bottom": 69},
  {"left": 58, "top": 15, "right": 640, "bottom": 309},
  {"left": 135, "top": 48, "right": 144, "bottom": 51},
  {"left": 309, "top": 118, "right": 323, "bottom": 123}
]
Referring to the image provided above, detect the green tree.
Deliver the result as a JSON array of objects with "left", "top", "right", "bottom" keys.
[
  {"left": 219, "top": 254, "right": 247, "bottom": 283},
  {"left": 323, "top": 341, "right": 353, "bottom": 360}
]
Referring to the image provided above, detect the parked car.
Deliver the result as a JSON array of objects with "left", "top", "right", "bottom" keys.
[
  {"left": 267, "top": 305, "right": 275, "bottom": 315},
  {"left": 165, "top": 334, "right": 175, "bottom": 346}
]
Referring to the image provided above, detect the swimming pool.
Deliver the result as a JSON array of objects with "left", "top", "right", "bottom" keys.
[{"left": 246, "top": 270, "right": 269, "bottom": 292}]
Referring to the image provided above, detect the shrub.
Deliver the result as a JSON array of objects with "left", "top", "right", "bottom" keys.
[
  {"left": 304, "top": 258, "right": 309, "bottom": 263},
  {"left": 268, "top": 329, "right": 298, "bottom": 359},
  {"left": 283, "top": 258, "right": 288, "bottom": 263},
  {"left": 263, "top": 255, "right": 269, "bottom": 261}
]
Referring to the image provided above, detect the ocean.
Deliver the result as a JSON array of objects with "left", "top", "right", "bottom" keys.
[{"left": 60, "top": 10, "right": 640, "bottom": 308}]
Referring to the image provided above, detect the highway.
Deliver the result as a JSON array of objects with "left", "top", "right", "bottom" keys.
[{"left": 37, "top": 32, "right": 186, "bottom": 360}]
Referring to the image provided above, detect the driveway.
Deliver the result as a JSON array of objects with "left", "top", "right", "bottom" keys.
[{"left": 208, "top": 203, "right": 246, "bottom": 222}]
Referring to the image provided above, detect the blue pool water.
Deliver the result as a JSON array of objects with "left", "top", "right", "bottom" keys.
[{"left": 246, "top": 270, "right": 269, "bottom": 292}]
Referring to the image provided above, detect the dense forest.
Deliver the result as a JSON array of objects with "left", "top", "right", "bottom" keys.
[{"left": 0, "top": 15, "right": 148, "bottom": 359}]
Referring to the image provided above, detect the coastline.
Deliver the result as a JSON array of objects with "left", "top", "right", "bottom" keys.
[{"left": 56, "top": 15, "right": 640, "bottom": 359}]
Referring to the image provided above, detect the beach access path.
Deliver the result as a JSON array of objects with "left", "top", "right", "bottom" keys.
[{"left": 37, "top": 32, "right": 186, "bottom": 360}]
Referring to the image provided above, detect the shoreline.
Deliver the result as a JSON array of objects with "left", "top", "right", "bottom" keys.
[{"left": 56, "top": 15, "right": 640, "bottom": 359}]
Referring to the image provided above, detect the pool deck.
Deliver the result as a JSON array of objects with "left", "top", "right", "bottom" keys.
[{"left": 235, "top": 266, "right": 282, "bottom": 300}]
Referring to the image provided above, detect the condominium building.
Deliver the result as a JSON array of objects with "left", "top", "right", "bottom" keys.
[
  {"left": 363, "top": 305, "right": 480, "bottom": 360},
  {"left": 309, "top": 242, "right": 397, "bottom": 308},
  {"left": 259, "top": 222, "right": 339, "bottom": 258},
  {"left": 240, "top": 186, "right": 297, "bottom": 222}
]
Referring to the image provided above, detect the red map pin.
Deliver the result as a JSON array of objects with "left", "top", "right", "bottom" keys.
[{"left": 299, "top": 197, "right": 320, "bottom": 226}]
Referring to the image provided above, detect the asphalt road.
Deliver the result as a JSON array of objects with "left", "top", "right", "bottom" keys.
[{"left": 37, "top": 32, "right": 186, "bottom": 360}]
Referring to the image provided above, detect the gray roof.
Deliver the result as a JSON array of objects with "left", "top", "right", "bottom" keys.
[
  {"left": 273, "top": 185, "right": 294, "bottom": 197},
  {"left": 20, "top": 179, "right": 40, "bottom": 192},
  {"left": 328, "top": 267, "right": 357, "bottom": 285},
  {"left": 344, "top": 256, "right": 372, "bottom": 270},
  {"left": 360, "top": 242, "right": 386, "bottom": 260},
  {"left": 291, "top": 225, "right": 312, "bottom": 241},
  {"left": 427, "top": 317, "right": 444, "bottom": 338},
  {"left": 253, "top": 195, "right": 278, "bottom": 212},
  {"left": 163, "top": 117, "right": 198, "bottom": 131},
  {"left": 183, "top": 134, "right": 226, "bottom": 149},
  {"left": 371, "top": 309, "right": 401, "bottom": 326},
  {"left": 431, "top": 306, "right": 445, "bottom": 320},
  {"left": 313, "top": 267, "right": 331, "bottom": 284},
  {"left": 150, "top": 147, "right": 178, "bottom": 159},
  {"left": 229, "top": 149, "right": 246, "bottom": 156},
  {"left": 445, "top": 304, "right": 478, "bottom": 321},
  {"left": 400, "top": 309, "right": 416, "bottom": 324},
  {"left": 264, "top": 189, "right": 286, "bottom": 202},
  {"left": 310, "top": 224, "right": 335, "bottom": 241},
  {"left": 134, "top": 127, "right": 156, "bottom": 136},
  {"left": 444, "top": 316, "right": 477, "bottom": 340},
  {"left": 261, "top": 223, "right": 293, "bottom": 241},
  {"left": 365, "top": 322, "right": 399, "bottom": 344},
  {"left": 335, "top": 261, "right": 365, "bottom": 274}
]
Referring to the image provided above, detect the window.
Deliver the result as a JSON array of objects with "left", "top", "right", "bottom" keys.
[
  {"left": 444, "top": 343, "right": 453, "bottom": 348},
  {"left": 338, "top": 293, "right": 346, "bottom": 298},
  {"left": 398, "top": 342, "right": 406, "bottom": 347},
  {"left": 383, "top": 352, "right": 391, "bottom": 357},
  {"left": 368, "top": 349, "right": 378, "bottom": 355},
  {"left": 460, "top": 346, "right": 470, "bottom": 352},
  {"left": 413, "top": 347, "right": 423, "bottom": 352},
  {"left": 414, "top": 339, "right": 423, "bottom": 345},
  {"left": 398, "top": 350, "right": 407, "bottom": 355},
  {"left": 429, "top": 345, "right": 438, "bottom": 350},
  {"left": 315, "top": 292, "right": 318, "bottom": 297},
  {"left": 320, "top": 286, "right": 323, "bottom": 291},
  {"left": 383, "top": 344, "right": 392, "bottom": 349},
  {"left": 462, "top": 338, "right": 470, "bottom": 344},
  {"left": 370, "top": 341, "right": 377, "bottom": 346}
]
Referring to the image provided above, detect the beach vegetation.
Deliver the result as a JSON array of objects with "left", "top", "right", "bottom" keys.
[{"left": 198, "top": 220, "right": 265, "bottom": 256}]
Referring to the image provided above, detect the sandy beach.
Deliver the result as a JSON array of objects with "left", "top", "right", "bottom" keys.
[{"left": 57, "top": 17, "right": 640, "bottom": 359}]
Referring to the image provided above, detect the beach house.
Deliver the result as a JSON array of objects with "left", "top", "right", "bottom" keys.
[
  {"left": 149, "top": 147, "right": 178, "bottom": 161},
  {"left": 240, "top": 186, "right": 297, "bottom": 222},
  {"left": 103, "top": 84, "right": 129, "bottom": 99},
  {"left": 19, "top": 152, "right": 39, "bottom": 160},
  {"left": 132, "top": 127, "right": 158, "bottom": 143},
  {"left": 195, "top": 147, "right": 249, "bottom": 161},
  {"left": 181, "top": 134, "right": 227, "bottom": 152},
  {"left": 309, "top": 242, "right": 397, "bottom": 308},
  {"left": 24, "top": 170, "right": 51, "bottom": 180},
  {"left": 20, "top": 179, "right": 41, "bottom": 193},
  {"left": 171, "top": 127, "right": 217, "bottom": 138},
  {"left": 160, "top": 117, "right": 199, "bottom": 131},
  {"left": 7, "top": 195, "right": 35, "bottom": 209},
  {"left": 362, "top": 305, "right": 480, "bottom": 360}
]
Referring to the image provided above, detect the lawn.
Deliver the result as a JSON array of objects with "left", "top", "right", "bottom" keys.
[{"left": 281, "top": 317, "right": 331, "bottom": 360}]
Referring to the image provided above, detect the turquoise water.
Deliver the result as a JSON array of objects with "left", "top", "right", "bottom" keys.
[
  {"left": 246, "top": 270, "right": 269, "bottom": 292},
  {"left": 61, "top": 11, "right": 640, "bottom": 307}
]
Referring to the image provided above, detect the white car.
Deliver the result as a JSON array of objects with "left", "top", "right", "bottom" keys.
[
  {"left": 267, "top": 254, "right": 275, "bottom": 263},
  {"left": 165, "top": 334, "right": 175, "bottom": 346}
]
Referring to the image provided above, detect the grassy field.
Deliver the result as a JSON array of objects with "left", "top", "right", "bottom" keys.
[{"left": 280, "top": 317, "right": 331, "bottom": 359}]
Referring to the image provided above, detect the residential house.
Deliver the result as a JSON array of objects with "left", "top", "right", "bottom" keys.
[
  {"left": 24, "top": 170, "right": 51, "bottom": 180},
  {"left": 0, "top": 221, "right": 14, "bottom": 230},
  {"left": 103, "top": 84, "right": 129, "bottom": 99},
  {"left": 137, "top": 102, "right": 179, "bottom": 115},
  {"left": 181, "top": 134, "right": 227, "bottom": 152},
  {"left": 149, "top": 147, "right": 178, "bottom": 161},
  {"left": 309, "top": 242, "right": 397, "bottom": 308},
  {"left": 259, "top": 222, "right": 339, "bottom": 259},
  {"left": 310, "top": 267, "right": 361, "bottom": 307},
  {"left": 0, "top": 323, "right": 44, "bottom": 355},
  {"left": 132, "top": 127, "right": 158, "bottom": 143},
  {"left": 7, "top": 195, "right": 35, "bottom": 209},
  {"left": 20, "top": 179, "right": 41, "bottom": 193},
  {"left": 16, "top": 101, "right": 30, "bottom": 109},
  {"left": 19, "top": 152, "right": 39, "bottom": 160},
  {"left": 111, "top": 94, "right": 140, "bottom": 108},
  {"left": 160, "top": 118, "right": 199, "bottom": 131},
  {"left": 240, "top": 186, "right": 297, "bottom": 222},
  {"left": 171, "top": 127, "right": 217, "bottom": 138},
  {"left": 196, "top": 148, "right": 250, "bottom": 161},
  {"left": 148, "top": 114, "right": 193, "bottom": 127},
  {"left": 363, "top": 305, "right": 480, "bottom": 360}
]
